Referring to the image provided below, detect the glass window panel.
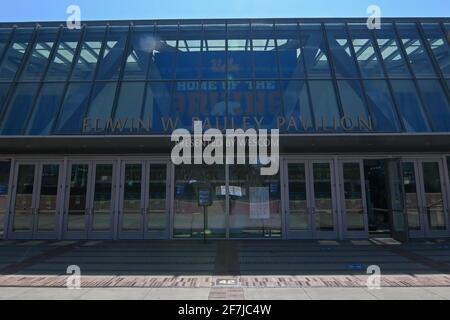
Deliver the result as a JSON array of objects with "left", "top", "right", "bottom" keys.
[
  {"left": 1, "top": 83, "right": 39, "bottom": 135},
  {"left": 96, "top": 26, "right": 128, "bottom": 80},
  {"left": 363, "top": 80, "right": 401, "bottom": 132},
  {"left": 26, "top": 83, "right": 66, "bottom": 135},
  {"left": 397, "top": 23, "right": 436, "bottom": 78},
  {"left": 71, "top": 27, "right": 106, "bottom": 80},
  {"left": 300, "top": 24, "right": 331, "bottom": 77},
  {"left": 174, "top": 164, "right": 227, "bottom": 238},
  {"left": 287, "top": 163, "right": 308, "bottom": 232},
  {"left": 227, "top": 24, "right": 253, "bottom": 79},
  {"left": 252, "top": 23, "right": 278, "bottom": 78},
  {"left": 337, "top": 80, "right": 370, "bottom": 130},
  {"left": 229, "top": 163, "right": 281, "bottom": 238},
  {"left": 374, "top": 24, "right": 411, "bottom": 77},
  {"left": 402, "top": 162, "right": 421, "bottom": 231},
  {"left": 417, "top": 80, "right": 450, "bottom": 132},
  {"left": 175, "top": 24, "right": 202, "bottom": 79},
  {"left": 0, "top": 83, "right": 10, "bottom": 113},
  {"left": 0, "top": 28, "right": 12, "bottom": 58},
  {"left": 13, "top": 164, "right": 35, "bottom": 232},
  {"left": 325, "top": 24, "right": 358, "bottom": 77},
  {"left": 313, "top": 163, "right": 334, "bottom": 231},
  {"left": 148, "top": 164, "right": 167, "bottom": 232},
  {"left": 92, "top": 164, "right": 113, "bottom": 231},
  {"left": 202, "top": 24, "right": 226, "bottom": 79},
  {"left": 67, "top": 164, "right": 88, "bottom": 231},
  {"left": 308, "top": 80, "right": 340, "bottom": 130},
  {"left": 114, "top": 82, "right": 146, "bottom": 133},
  {"left": 390, "top": 80, "right": 431, "bottom": 132},
  {"left": 281, "top": 80, "right": 314, "bottom": 132},
  {"left": 143, "top": 81, "right": 173, "bottom": 133},
  {"left": 45, "top": 28, "right": 82, "bottom": 81},
  {"left": 348, "top": 24, "right": 384, "bottom": 78},
  {"left": 20, "top": 28, "right": 59, "bottom": 80},
  {"left": 151, "top": 24, "right": 178, "bottom": 80},
  {"left": 0, "top": 28, "right": 34, "bottom": 81},
  {"left": 37, "top": 164, "right": 59, "bottom": 232},
  {"left": 0, "top": 161, "right": 11, "bottom": 237},
  {"left": 343, "top": 163, "right": 364, "bottom": 231},
  {"left": 275, "top": 24, "right": 305, "bottom": 78},
  {"left": 122, "top": 26, "right": 153, "bottom": 80},
  {"left": 85, "top": 82, "right": 118, "bottom": 132},
  {"left": 422, "top": 162, "right": 446, "bottom": 230},
  {"left": 55, "top": 82, "right": 92, "bottom": 134},
  {"left": 122, "top": 163, "right": 142, "bottom": 231},
  {"left": 422, "top": 23, "right": 450, "bottom": 77}
]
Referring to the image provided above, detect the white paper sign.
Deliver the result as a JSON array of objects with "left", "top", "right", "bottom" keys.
[{"left": 249, "top": 187, "right": 270, "bottom": 220}]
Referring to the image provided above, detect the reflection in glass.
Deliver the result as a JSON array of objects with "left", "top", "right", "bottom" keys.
[
  {"left": 227, "top": 24, "right": 253, "bottom": 79},
  {"left": 86, "top": 82, "right": 118, "bottom": 124},
  {"left": 276, "top": 24, "right": 306, "bottom": 78},
  {"left": 55, "top": 82, "right": 92, "bottom": 134},
  {"left": 325, "top": 24, "right": 358, "bottom": 77},
  {"left": 374, "top": 24, "right": 410, "bottom": 77},
  {"left": 70, "top": 27, "right": 106, "bottom": 80},
  {"left": 20, "top": 28, "right": 59, "bottom": 80},
  {"left": 363, "top": 80, "right": 401, "bottom": 132},
  {"left": 123, "top": 26, "right": 154, "bottom": 79},
  {"left": 67, "top": 164, "right": 89, "bottom": 231},
  {"left": 114, "top": 82, "right": 146, "bottom": 131},
  {"left": 13, "top": 165, "right": 35, "bottom": 232},
  {"left": 397, "top": 23, "right": 436, "bottom": 78},
  {"left": 175, "top": 24, "right": 202, "bottom": 79},
  {"left": 1, "top": 83, "right": 39, "bottom": 135},
  {"left": 45, "top": 28, "right": 82, "bottom": 80},
  {"left": 337, "top": 80, "right": 370, "bottom": 130},
  {"left": 148, "top": 165, "right": 167, "bottom": 233},
  {"left": 0, "top": 29, "right": 12, "bottom": 58},
  {"left": 92, "top": 164, "right": 113, "bottom": 231},
  {"left": 312, "top": 163, "right": 334, "bottom": 231},
  {"left": 0, "top": 28, "right": 33, "bottom": 81},
  {"left": 202, "top": 24, "right": 226, "bottom": 79},
  {"left": 282, "top": 80, "right": 314, "bottom": 132},
  {"left": 300, "top": 24, "right": 331, "bottom": 77},
  {"left": 417, "top": 80, "right": 450, "bottom": 132},
  {"left": 402, "top": 162, "right": 421, "bottom": 231},
  {"left": 343, "top": 163, "right": 364, "bottom": 231},
  {"left": 96, "top": 27, "right": 128, "bottom": 80},
  {"left": 0, "top": 161, "right": 11, "bottom": 237},
  {"left": 0, "top": 83, "right": 10, "bottom": 114},
  {"left": 390, "top": 80, "right": 431, "bottom": 132},
  {"left": 26, "top": 83, "right": 66, "bottom": 135},
  {"left": 287, "top": 164, "right": 309, "bottom": 232},
  {"left": 348, "top": 24, "right": 384, "bottom": 78},
  {"left": 37, "top": 164, "right": 59, "bottom": 232},
  {"left": 174, "top": 165, "right": 226, "bottom": 238},
  {"left": 422, "top": 162, "right": 447, "bottom": 230},
  {"left": 122, "top": 164, "right": 142, "bottom": 231},
  {"left": 229, "top": 164, "right": 281, "bottom": 238},
  {"left": 422, "top": 23, "right": 450, "bottom": 77},
  {"left": 151, "top": 24, "right": 178, "bottom": 80},
  {"left": 252, "top": 23, "right": 277, "bottom": 78},
  {"left": 308, "top": 80, "right": 341, "bottom": 130}
]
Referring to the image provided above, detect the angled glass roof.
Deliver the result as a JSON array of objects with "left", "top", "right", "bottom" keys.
[{"left": 0, "top": 18, "right": 448, "bottom": 136}]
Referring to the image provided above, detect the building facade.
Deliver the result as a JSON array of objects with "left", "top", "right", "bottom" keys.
[{"left": 0, "top": 18, "right": 449, "bottom": 241}]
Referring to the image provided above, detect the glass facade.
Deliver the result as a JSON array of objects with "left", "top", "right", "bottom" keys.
[{"left": 0, "top": 19, "right": 447, "bottom": 135}]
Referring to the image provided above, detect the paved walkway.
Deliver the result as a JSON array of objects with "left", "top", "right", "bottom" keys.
[{"left": 0, "top": 239, "right": 449, "bottom": 299}]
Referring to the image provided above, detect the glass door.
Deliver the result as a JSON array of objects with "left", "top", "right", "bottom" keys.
[
  {"left": 402, "top": 161, "right": 425, "bottom": 238},
  {"left": 285, "top": 161, "right": 312, "bottom": 239},
  {"left": 386, "top": 159, "right": 408, "bottom": 242},
  {"left": 64, "top": 161, "right": 116, "bottom": 239},
  {"left": 284, "top": 159, "right": 337, "bottom": 239},
  {"left": 418, "top": 160, "right": 449, "bottom": 237},
  {"left": 10, "top": 161, "right": 63, "bottom": 239},
  {"left": 119, "top": 161, "right": 170, "bottom": 239},
  {"left": 339, "top": 160, "right": 368, "bottom": 238},
  {"left": 119, "top": 161, "right": 145, "bottom": 239}
]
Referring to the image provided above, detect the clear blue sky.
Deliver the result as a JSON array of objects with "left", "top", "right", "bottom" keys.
[{"left": 0, "top": 0, "right": 449, "bottom": 22}]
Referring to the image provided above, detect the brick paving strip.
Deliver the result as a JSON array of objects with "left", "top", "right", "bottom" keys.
[{"left": 0, "top": 275, "right": 449, "bottom": 289}]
